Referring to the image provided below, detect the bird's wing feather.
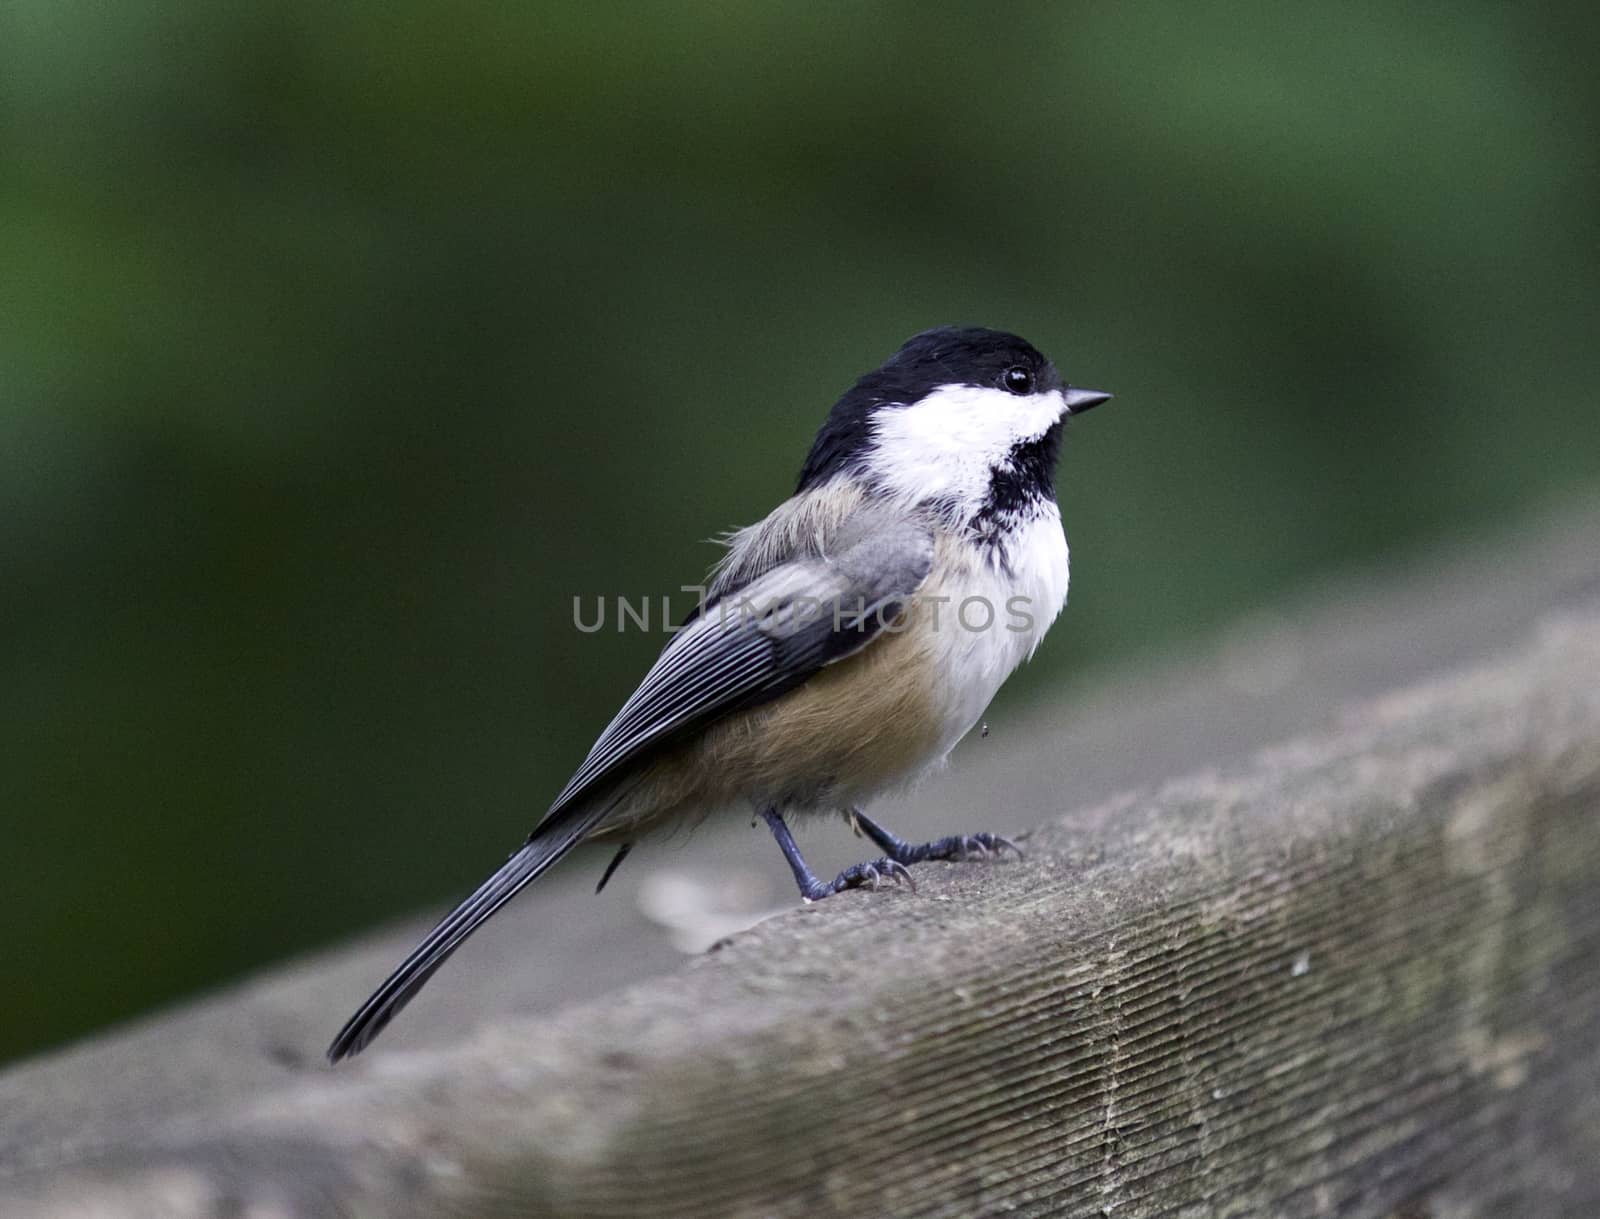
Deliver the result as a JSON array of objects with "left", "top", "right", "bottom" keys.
[
  {"left": 541, "top": 506, "right": 934, "bottom": 823},
  {"left": 326, "top": 505, "right": 933, "bottom": 1061},
  {"left": 702, "top": 480, "right": 869, "bottom": 607},
  {"left": 326, "top": 781, "right": 640, "bottom": 1060}
]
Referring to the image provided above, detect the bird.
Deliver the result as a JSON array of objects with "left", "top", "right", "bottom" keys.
[{"left": 327, "top": 326, "right": 1111, "bottom": 1061}]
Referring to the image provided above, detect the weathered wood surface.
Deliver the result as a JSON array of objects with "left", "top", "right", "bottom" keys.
[{"left": 4, "top": 500, "right": 1600, "bottom": 1217}]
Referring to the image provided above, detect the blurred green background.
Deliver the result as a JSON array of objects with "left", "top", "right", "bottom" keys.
[{"left": 3, "top": 1, "right": 1597, "bottom": 1067}]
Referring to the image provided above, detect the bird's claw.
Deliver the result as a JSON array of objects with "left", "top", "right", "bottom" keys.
[
  {"left": 884, "top": 859, "right": 916, "bottom": 890},
  {"left": 955, "top": 836, "right": 991, "bottom": 861},
  {"left": 910, "top": 831, "right": 1024, "bottom": 864},
  {"left": 821, "top": 857, "right": 916, "bottom": 897},
  {"left": 958, "top": 832, "right": 1023, "bottom": 861}
]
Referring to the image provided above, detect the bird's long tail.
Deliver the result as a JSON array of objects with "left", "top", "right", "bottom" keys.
[{"left": 326, "top": 793, "right": 626, "bottom": 1062}]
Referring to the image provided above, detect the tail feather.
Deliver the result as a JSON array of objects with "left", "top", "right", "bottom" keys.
[{"left": 327, "top": 802, "right": 614, "bottom": 1062}]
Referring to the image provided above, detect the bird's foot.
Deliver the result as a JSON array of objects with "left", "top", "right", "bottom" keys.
[
  {"left": 889, "top": 831, "right": 1023, "bottom": 865},
  {"left": 800, "top": 857, "right": 915, "bottom": 902},
  {"left": 762, "top": 807, "right": 918, "bottom": 903},
  {"left": 849, "top": 809, "right": 1024, "bottom": 867}
]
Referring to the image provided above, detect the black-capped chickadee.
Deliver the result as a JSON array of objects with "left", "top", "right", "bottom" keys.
[{"left": 328, "top": 326, "right": 1111, "bottom": 1060}]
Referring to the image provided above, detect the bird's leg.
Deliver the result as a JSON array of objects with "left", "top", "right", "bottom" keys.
[
  {"left": 761, "top": 807, "right": 913, "bottom": 902},
  {"left": 594, "top": 842, "right": 633, "bottom": 894},
  {"left": 847, "top": 806, "right": 1023, "bottom": 866}
]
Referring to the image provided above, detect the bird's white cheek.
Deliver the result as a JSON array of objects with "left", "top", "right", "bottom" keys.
[
  {"left": 1031, "top": 388, "right": 1071, "bottom": 437},
  {"left": 867, "top": 384, "right": 1064, "bottom": 506}
]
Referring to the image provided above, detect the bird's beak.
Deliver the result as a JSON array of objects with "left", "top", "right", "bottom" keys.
[{"left": 1063, "top": 387, "right": 1113, "bottom": 416}]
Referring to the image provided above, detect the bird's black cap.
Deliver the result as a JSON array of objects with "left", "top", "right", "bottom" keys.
[{"left": 798, "top": 327, "right": 1064, "bottom": 491}]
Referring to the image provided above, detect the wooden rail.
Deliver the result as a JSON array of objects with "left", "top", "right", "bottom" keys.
[{"left": 4, "top": 501, "right": 1599, "bottom": 1217}]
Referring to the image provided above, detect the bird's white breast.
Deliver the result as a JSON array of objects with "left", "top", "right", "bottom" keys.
[{"left": 917, "top": 506, "right": 1070, "bottom": 763}]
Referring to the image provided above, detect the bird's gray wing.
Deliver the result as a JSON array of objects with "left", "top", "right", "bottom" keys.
[
  {"left": 326, "top": 506, "right": 931, "bottom": 1061},
  {"left": 541, "top": 507, "right": 934, "bottom": 823},
  {"left": 699, "top": 480, "right": 873, "bottom": 611}
]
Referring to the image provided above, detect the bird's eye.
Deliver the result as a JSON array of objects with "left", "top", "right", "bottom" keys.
[{"left": 1002, "top": 366, "right": 1035, "bottom": 395}]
